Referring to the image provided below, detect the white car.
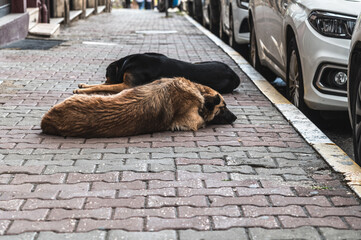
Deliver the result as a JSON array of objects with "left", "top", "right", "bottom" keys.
[
  {"left": 249, "top": 0, "right": 360, "bottom": 111},
  {"left": 348, "top": 13, "right": 361, "bottom": 164},
  {"left": 220, "top": 0, "right": 250, "bottom": 49}
]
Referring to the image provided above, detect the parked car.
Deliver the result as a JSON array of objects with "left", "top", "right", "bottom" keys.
[
  {"left": 348, "top": 13, "right": 361, "bottom": 164},
  {"left": 249, "top": 0, "right": 360, "bottom": 111},
  {"left": 201, "top": 0, "right": 220, "bottom": 35},
  {"left": 219, "top": 0, "right": 249, "bottom": 49}
]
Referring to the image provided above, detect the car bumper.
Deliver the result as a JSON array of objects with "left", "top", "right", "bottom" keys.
[{"left": 298, "top": 21, "right": 349, "bottom": 111}]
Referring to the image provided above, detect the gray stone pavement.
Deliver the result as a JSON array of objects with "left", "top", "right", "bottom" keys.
[{"left": 0, "top": 9, "right": 360, "bottom": 239}]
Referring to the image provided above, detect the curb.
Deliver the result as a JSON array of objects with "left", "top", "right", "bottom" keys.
[{"left": 185, "top": 15, "right": 361, "bottom": 198}]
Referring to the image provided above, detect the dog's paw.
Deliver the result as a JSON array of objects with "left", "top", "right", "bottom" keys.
[
  {"left": 73, "top": 89, "right": 80, "bottom": 94},
  {"left": 78, "top": 83, "right": 86, "bottom": 88}
]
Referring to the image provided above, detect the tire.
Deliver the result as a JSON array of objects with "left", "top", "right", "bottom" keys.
[
  {"left": 249, "top": 23, "right": 261, "bottom": 71},
  {"left": 286, "top": 37, "right": 306, "bottom": 111},
  {"left": 193, "top": 0, "right": 203, "bottom": 23},
  {"left": 209, "top": 0, "right": 220, "bottom": 36},
  {"left": 350, "top": 67, "right": 361, "bottom": 164},
  {"left": 228, "top": 10, "right": 238, "bottom": 49}
]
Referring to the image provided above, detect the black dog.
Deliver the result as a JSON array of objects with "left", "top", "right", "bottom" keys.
[{"left": 73, "top": 53, "right": 240, "bottom": 94}]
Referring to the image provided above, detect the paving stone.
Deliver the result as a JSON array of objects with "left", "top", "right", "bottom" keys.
[
  {"left": 249, "top": 227, "right": 321, "bottom": 240},
  {"left": 7, "top": 219, "right": 76, "bottom": 234},
  {"left": 22, "top": 198, "right": 85, "bottom": 210},
  {"left": 146, "top": 217, "right": 210, "bottom": 231},
  {"left": 148, "top": 179, "right": 203, "bottom": 189},
  {"left": 236, "top": 187, "right": 294, "bottom": 196},
  {"left": 279, "top": 216, "right": 348, "bottom": 229},
  {"left": 179, "top": 228, "right": 247, "bottom": 240},
  {"left": 85, "top": 197, "right": 145, "bottom": 209},
  {"left": 121, "top": 171, "right": 175, "bottom": 181},
  {"left": 319, "top": 228, "right": 361, "bottom": 240},
  {"left": 114, "top": 207, "right": 176, "bottom": 219},
  {"left": 92, "top": 181, "right": 146, "bottom": 191},
  {"left": 118, "top": 188, "right": 176, "bottom": 197},
  {"left": 178, "top": 187, "right": 234, "bottom": 197},
  {"left": 0, "top": 232, "right": 37, "bottom": 240},
  {"left": 178, "top": 205, "right": 240, "bottom": 217},
  {"left": 209, "top": 196, "right": 269, "bottom": 207},
  {"left": 306, "top": 205, "right": 361, "bottom": 217},
  {"left": 11, "top": 173, "right": 66, "bottom": 184},
  {"left": 37, "top": 231, "right": 106, "bottom": 240},
  {"left": 344, "top": 217, "right": 361, "bottom": 230},
  {"left": 59, "top": 190, "right": 116, "bottom": 199},
  {"left": 177, "top": 170, "right": 228, "bottom": 180},
  {"left": 270, "top": 195, "right": 332, "bottom": 206},
  {"left": 0, "top": 200, "right": 24, "bottom": 211},
  {"left": 0, "top": 209, "right": 48, "bottom": 221},
  {"left": 213, "top": 216, "right": 278, "bottom": 229},
  {"left": 67, "top": 172, "right": 119, "bottom": 183},
  {"left": 148, "top": 196, "right": 207, "bottom": 207},
  {"left": 48, "top": 208, "right": 112, "bottom": 220},
  {"left": 0, "top": 220, "right": 10, "bottom": 235},
  {"left": 77, "top": 218, "right": 143, "bottom": 232},
  {"left": 242, "top": 205, "right": 306, "bottom": 217},
  {"left": 108, "top": 230, "right": 177, "bottom": 240}
]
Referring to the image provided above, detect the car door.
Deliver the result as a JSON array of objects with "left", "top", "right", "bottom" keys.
[{"left": 261, "top": 0, "right": 287, "bottom": 71}]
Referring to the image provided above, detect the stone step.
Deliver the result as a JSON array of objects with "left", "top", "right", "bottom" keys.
[
  {"left": 97, "top": 5, "right": 106, "bottom": 14},
  {"left": 69, "top": 10, "right": 82, "bottom": 22},
  {"left": 28, "top": 23, "right": 60, "bottom": 37},
  {"left": 50, "top": 18, "right": 64, "bottom": 25},
  {"left": 27, "top": 7, "right": 39, "bottom": 30},
  {"left": 85, "top": 8, "right": 95, "bottom": 18}
]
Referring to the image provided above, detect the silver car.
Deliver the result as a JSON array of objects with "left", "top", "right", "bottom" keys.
[
  {"left": 249, "top": 0, "right": 360, "bottom": 111},
  {"left": 219, "top": 0, "right": 250, "bottom": 49},
  {"left": 348, "top": 13, "right": 361, "bottom": 164}
]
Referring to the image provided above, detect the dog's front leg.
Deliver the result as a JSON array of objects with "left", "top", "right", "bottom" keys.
[{"left": 73, "top": 83, "right": 130, "bottom": 94}]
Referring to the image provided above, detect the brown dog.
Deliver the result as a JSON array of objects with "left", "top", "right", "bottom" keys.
[{"left": 41, "top": 77, "right": 237, "bottom": 138}]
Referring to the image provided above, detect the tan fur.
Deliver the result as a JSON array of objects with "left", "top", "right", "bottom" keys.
[{"left": 41, "top": 77, "right": 226, "bottom": 138}]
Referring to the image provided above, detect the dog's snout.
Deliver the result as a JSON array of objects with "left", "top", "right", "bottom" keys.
[
  {"left": 209, "top": 107, "right": 237, "bottom": 125},
  {"left": 223, "top": 107, "right": 237, "bottom": 123}
]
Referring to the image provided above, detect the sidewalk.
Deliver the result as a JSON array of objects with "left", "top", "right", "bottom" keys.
[{"left": 0, "top": 9, "right": 360, "bottom": 239}]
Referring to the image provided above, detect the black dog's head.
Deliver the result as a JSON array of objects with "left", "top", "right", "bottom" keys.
[
  {"left": 201, "top": 93, "right": 237, "bottom": 125},
  {"left": 105, "top": 61, "right": 119, "bottom": 85}
]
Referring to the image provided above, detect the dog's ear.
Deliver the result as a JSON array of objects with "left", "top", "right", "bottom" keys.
[{"left": 204, "top": 94, "right": 221, "bottom": 111}]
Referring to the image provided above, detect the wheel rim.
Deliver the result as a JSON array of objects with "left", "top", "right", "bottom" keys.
[
  {"left": 288, "top": 50, "right": 300, "bottom": 107},
  {"left": 355, "top": 83, "right": 361, "bottom": 159}
]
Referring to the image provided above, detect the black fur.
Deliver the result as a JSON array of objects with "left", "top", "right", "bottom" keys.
[{"left": 105, "top": 53, "right": 240, "bottom": 93}]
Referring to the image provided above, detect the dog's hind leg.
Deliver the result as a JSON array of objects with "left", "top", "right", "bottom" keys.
[{"left": 73, "top": 83, "right": 131, "bottom": 94}]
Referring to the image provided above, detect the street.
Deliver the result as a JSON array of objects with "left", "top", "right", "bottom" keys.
[{"left": 0, "top": 9, "right": 360, "bottom": 239}]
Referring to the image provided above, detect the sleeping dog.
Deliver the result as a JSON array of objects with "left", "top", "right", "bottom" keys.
[
  {"left": 73, "top": 53, "right": 240, "bottom": 95},
  {"left": 42, "top": 77, "right": 237, "bottom": 138}
]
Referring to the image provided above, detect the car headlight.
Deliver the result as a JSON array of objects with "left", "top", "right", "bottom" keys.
[{"left": 308, "top": 11, "right": 356, "bottom": 39}]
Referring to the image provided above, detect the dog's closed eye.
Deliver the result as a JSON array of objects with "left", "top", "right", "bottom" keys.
[{"left": 204, "top": 94, "right": 221, "bottom": 111}]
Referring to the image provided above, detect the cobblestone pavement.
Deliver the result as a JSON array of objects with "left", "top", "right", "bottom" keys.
[{"left": 0, "top": 9, "right": 360, "bottom": 239}]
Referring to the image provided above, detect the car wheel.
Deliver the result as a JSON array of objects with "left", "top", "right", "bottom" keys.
[
  {"left": 250, "top": 23, "right": 261, "bottom": 71},
  {"left": 209, "top": 0, "right": 220, "bottom": 36},
  {"left": 193, "top": 0, "right": 203, "bottom": 23},
  {"left": 351, "top": 67, "right": 361, "bottom": 164},
  {"left": 287, "top": 37, "right": 306, "bottom": 111}
]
